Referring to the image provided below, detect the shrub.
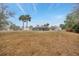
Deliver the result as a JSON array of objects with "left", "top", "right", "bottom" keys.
[{"left": 72, "top": 23, "right": 79, "bottom": 33}]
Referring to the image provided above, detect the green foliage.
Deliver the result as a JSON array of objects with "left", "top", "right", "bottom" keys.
[
  {"left": 60, "top": 24, "right": 65, "bottom": 29},
  {"left": 0, "top": 4, "right": 14, "bottom": 30},
  {"left": 43, "top": 23, "right": 49, "bottom": 27},
  {"left": 19, "top": 15, "right": 31, "bottom": 22},
  {"left": 72, "top": 23, "right": 79, "bottom": 33},
  {"left": 10, "top": 24, "right": 21, "bottom": 30},
  {"left": 19, "top": 15, "right": 31, "bottom": 29},
  {"left": 60, "top": 4, "right": 79, "bottom": 33}
]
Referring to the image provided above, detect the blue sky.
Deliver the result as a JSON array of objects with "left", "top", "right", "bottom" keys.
[{"left": 7, "top": 3, "right": 74, "bottom": 27}]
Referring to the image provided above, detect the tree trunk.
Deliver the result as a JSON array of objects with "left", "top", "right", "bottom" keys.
[
  {"left": 26, "top": 21, "right": 28, "bottom": 28},
  {"left": 22, "top": 21, "right": 24, "bottom": 30}
]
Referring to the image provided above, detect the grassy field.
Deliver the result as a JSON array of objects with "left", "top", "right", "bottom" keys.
[{"left": 0, "top": 31, "right": 79, "bottom": 56}]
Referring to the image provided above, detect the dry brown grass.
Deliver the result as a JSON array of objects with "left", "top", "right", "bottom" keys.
[{"left": 0, "top": 31, "right": 79, "bottom": 56}]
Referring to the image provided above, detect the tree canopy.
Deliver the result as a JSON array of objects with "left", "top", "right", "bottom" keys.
[
  {"left": 60, "top": 4, "right": 79, "bottom": 33},
  {"left": 0, "top": 4, "right": 14, "bottom": 30}
]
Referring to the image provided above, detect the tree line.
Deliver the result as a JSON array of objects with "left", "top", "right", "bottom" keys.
[{"left": 60, "top": 4, "right": 79, "bottom": 33}]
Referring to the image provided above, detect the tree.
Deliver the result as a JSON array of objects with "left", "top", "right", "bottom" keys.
[
  {"left": 19, "top": 15, "right": 31, "bottom": 30},
  {"left": 60, "top": 24, "right": 65, "bottom": 29},
  {"left": 42, "top": 23, "right": 49, "bottom": 31},
  {"left": 60, "top": 4, "right": 79, "bottom": 33},
  {"left": 72, "top": 23, "right": 79, "bottom": 33},
  {"left": 10, "top": 23, "right": 20, "bottom": 30},
  {"left": 19, "top": 15, "right": 25, "bottom": 29},
  {"left": 0, "top": 4, "right": 14, "bottom": 30},
  {"left": 44, "top": 23, "right": 49, "bottom": 27},
  {"left": 25, "top": 15, "right": 31, "bottom": 28}
]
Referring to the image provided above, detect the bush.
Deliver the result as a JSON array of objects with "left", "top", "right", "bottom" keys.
[{"left": 72, "top": 23, "right": 79, "bottom": 33}]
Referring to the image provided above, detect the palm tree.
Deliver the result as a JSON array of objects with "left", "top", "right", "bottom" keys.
[
  {"left": 25, "top": 15, "right": 31, "bottom": 28},
  {"left": 19, "top": 15, "right": 25, "bottom": 29},
  {"left": 19, "top": 15, "right": 31, "bottom": 30}
]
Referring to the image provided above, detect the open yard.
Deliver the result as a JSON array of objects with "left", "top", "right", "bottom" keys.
[{"left": 0, "top": 31, "right": 79, "bottom": 56}]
